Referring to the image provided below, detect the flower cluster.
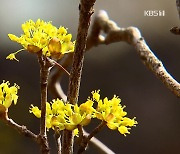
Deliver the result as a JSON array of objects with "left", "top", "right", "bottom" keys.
[
  {"left": 30, "top": 99, "right": 95, "bottom": 131},
  {"left": 7, "top": 19, "right": 75, "bottom": 61},
  {"left": 0, "top": 81, "right": 19, "bottom": 110},
  {"left": 30, "top": 90, "right": 137, "bottom": 136},
  {"left": 92, "top": 90, "right": 137, "bottom": 136}
]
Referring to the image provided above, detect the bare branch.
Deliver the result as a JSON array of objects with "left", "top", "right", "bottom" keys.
[
  {"left": 61, "top": 0, "right": 96, "bottom": 153},
  {"left": 87, "top": 10, "right": 180, "bottom": 97},
  {"left": 176, "top": 0, "right": 180, "bottom": 19},
  {"left": 37, "top": 53, "right": 51, "bottom": 154},
  {"left": 77, "top": 125, "right": 84, "bottom": 143},
  {"left": 83, "top": 130, "right": 115, "bottom": 154},
  {"left": 48, "top": 54, "right": 73, "bottom": 101},
  {"left": 77, "top": 121, "right": 106, "bottom": 154},
  {"left": 54, "top": 131, "right": 61, "bottom": 154},
  {"left": 2, "top": 116, "right": 37, "bottom": 141},
  {"left": 47, "top": 57, "right": 70, "bottom": 76}
]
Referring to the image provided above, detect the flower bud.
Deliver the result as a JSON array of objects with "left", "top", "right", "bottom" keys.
[{"left": 27, "top": 45, "right": 41, "bottom": 53}]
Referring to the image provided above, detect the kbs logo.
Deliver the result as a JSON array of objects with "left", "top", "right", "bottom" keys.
[{"left": 144, "top": 10, "right": 165, "bottom": 16}]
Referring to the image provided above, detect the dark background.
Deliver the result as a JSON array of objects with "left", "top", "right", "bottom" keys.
[{"left": 0, "top": 0, "right": 180, "bottom": 154}]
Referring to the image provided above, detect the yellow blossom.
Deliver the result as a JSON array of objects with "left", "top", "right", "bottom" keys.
[
  {"left": 118, "top": 126, "right": 130, "bottom": 136},
  {"left": 29, "top": 98, "right": 95, "bottom": 131},
  {"left": 92, "top": 90, "right": 100, "bottom": 102},
  {"left": 0, "top": 81, "right": 19, "bottom": 109},
  {"left": 6, "top": 53, "right": 19, "bottom": 62},
  {"left": 29, "top": 105, "right": 41, "bottom": 118},
  {"left": 29, "top": 90, "right": 137, "bottom": 137},
  {"left": 92, "top": 91, "right": 137, "bottom": 136},
  {"left": 7, "top": 19, "right": 75, "bottom": 61},
  {"left": 73, "top": 128, "right": 79, "bottom": 137}
]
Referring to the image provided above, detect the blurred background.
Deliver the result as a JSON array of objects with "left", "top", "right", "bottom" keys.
[{"left": 0, "top": 0, "right": 180, "bottom": 154}]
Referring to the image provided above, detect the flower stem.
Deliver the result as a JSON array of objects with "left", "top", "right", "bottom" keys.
[
  {"left": 77, "top": 121, "right": 106, "bottom": 154},
  {"left": 38, "top": 53, "right": 50, "bottom": 154}
]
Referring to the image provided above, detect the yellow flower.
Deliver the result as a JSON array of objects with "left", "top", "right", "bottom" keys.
[
  {"left": 7, "top": 19, "right": 75, "bottom": 61},
  {"left": 6, "top": 53, "right": 19, "bottom": 62},
  {"left": 92, "top": 90, "right": 100, "bottom": 102},
  {"left": 0, "top": 81, "right": 20, "bottom": 109},
  {"left": 29, "top": 105, "right": 41, "bottom": 118},
  {"left": 73, "top": 128, "right": 79, "bottom": 137},
  {"left": 121, "top": 117, "right": 137, "bottom": 127},
  {"left": 29, "top": 98, "right": 95, "bottom": 131},
  {"left": 118, "top": 126, "right": 130, "bottom": 136},
  {"left": 64, "top": 103, "right": 93, "bottom": 129},
  {"left": 91, "top": 91, "right": 137, "bottom": 136},
  {"left": 29, "top": 90, "right": 137, "bottom": 137},
  {"left": 79, "top": 99, "right": 95, "bottom": 114}
]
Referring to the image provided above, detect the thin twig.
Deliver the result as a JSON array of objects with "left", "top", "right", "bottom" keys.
[
  {"left": 61, "top": 0, "right": 96, "bottom": 154},
  {"left": 47, "top": 57, "right": 70, "bottom": 76},
  {"left": 37, "top": 53, "right": 51, "bottom": 154},
  {"left": 54, "top": 131, "right": 61, "bottom": 154},
  {"left": 87, "top": 10, "right": 180, "bottom": 97},
  {"left": 77, "top": 121, "right": 106, "bottom": 154},
  {"left": 1, "top": 116, "right": 37, "bottom": 141},
  {"left": 86, "top": 121, "right": 106, "bottom": 142},
  {"left": 83, "top": 130, "right": 115, "bottom": 154},
  {"left": 48, "top": 54, "right": 73, "bottom": 101},
  {"left": 53, "top": 60, "right": 70, "bottom": 76},
  {"left": 77, "top": 125, "right": 84, "bottom": 143}
]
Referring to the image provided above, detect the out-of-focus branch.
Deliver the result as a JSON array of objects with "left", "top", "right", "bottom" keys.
[
  {"left": 83, "top": 130, "right": 115, "bottom": 154},
  {"left": 87, "top": 10, "right": 180, "bottom": 97},
  {"left": 170, "top": 26, "right": 180, "bottom": 35},
  {"left": 170, "top": 0, "right": 180, "bottom": 35},
  {"left": 176, "top": 0, "right": 180, "bottom": 19}
]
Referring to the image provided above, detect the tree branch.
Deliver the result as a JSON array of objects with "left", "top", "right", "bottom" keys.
[
  {"left": 83, "top": 130, "right": 115, "bottom": 154},
  {"left": 170, "top": 0, "right": 180, "bottom": 35},
  {"left": 1, "top": 116, "right": 37, "bottom": 142},
  {"left": 61, "top": 0, "right": 96, "bottom": 153},
  {"left": 77, "top": 121, "right": 106, "bottom": 154},
  {"left": 37, "top": 53, "right": 51, "bottom": 154},
  {"left": 54, "top": 131, "right": 61, "bottom": 154},
  {"left": 176, "top": 0, "right": 180, "bottom": 19},
  {"left": 87, "top": 10, "right": 180, "bottom": 97}
]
